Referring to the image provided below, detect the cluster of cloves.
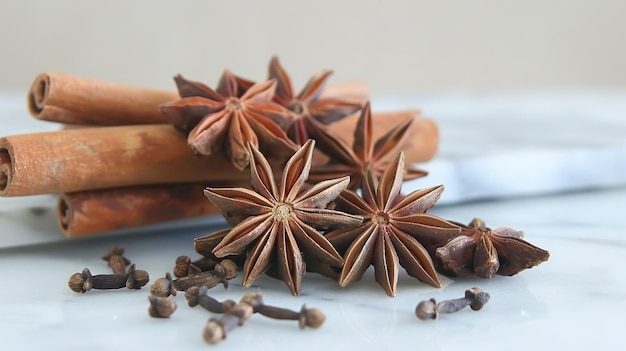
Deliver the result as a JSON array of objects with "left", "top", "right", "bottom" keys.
[
  {"left": 172, "top": 255, "right": 219, "bottom": 277},
  {"left": 150, "top": 258, "right": 238, "bottom": 297},
  {"left": 147, "top": 257, "right": 239, "bottom": 319},
  {"left": 66, "top": 245, "right": 494, "bottom": 345},
  {"left": 185, "top": 286, "right": 326, "bottom": 344},
  {"left": 147, "top": 256, "right": 326, "bottom": 344},
  {"left": 67, "top": 245, "right": 150, "bottom": 293}
]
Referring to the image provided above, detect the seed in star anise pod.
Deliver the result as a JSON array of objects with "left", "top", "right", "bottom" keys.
[
  {"left": 203, "top": 139, "right": 363, "bottom": 296},
  {"left": 435, "top": 218, "right": 550, "bottom": 279},
  {"left": 324, "top": 152, "right": 461, "bottom": 296}
]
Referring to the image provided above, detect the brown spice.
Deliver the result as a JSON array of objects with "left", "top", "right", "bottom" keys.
[
  {"left": 160, "top": 71, "right": 297, "bottom": 170},
  {"left": 173, "top": 255, "right": 202, "bottom": 278},
  {"left": 67, "top": 264, "right": 149, "bottom": 293},
  {"left": 307, "top": 101, "right": 427, "bottom": 191},
  {"left": 148, "top": 296, "right": 177, "bottom": 318},
  {"left": 268, "top": 56, "right": 362, "bottom": 145},
  {"left": 194, "top": 290, "right": 325, "bottom": 344},
  {"left": 324, "top": 153, "right": 460, "bottom": 296},
  {"left": 415, "top": 287, "right": 490, "bottom": 320},
  {"left": 435, "top": 218, "right": 550, "bottom": 278},
  {"left": 27, "top": 72, "right": 177, "bottom": 125},
  {"left": 204, "top": 140, "right": 363, "bottom": 296},
  {"left": 101, "top": 245, "right": 130, "bottom": 275},
  {"left": 185, "top": 286, "right": 236, "bottom": 312},
  {"left": 150, "top": 259, "right": 238, "bottom": 297},
  {"left": 194, "top": 229, "right": 246, "bottom": 266}
]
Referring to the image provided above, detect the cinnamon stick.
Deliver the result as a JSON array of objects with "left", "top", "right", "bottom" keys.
[
  {"left": 57, "top": 183, "right": 220, "bottom": 237},
  {"left": 28, "top": 72, "right": 369, "bottom": 126},
  {"left": 0, "top": 113, "right": 438, "bottom": 197},
  {"left": 28, "top": 72, "right": 177, "bottom": 125},
  {"left": 0, "top": 125, "right": 248, "bottom": 197},
  {"left": 322, "top": 81, "right": 368, "bottom": 105}
]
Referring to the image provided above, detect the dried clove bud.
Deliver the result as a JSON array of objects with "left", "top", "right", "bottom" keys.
[
  {"left": 415, "top": 298, "right": 437, "bottom": 320},
  {"left": 187, "top": 288, "right": 327, "bottom": 344},
  {"left": 239, "top": 293, "right": 326, "bottom": 329},
  {"left": 101, "top": 245, "right": 131, "bottom": 275},
  {"left": 148, "top": 295, "right": 177, "bottom": 318},
  {"left": 203, "top": 297, "right": 256, "bottom": 344},
  {"left": 173, "top": 255, "right": 225, "bottom": 277},
  {"left": 150, "top": 259, "right": 238, "bottom": 297},
  {"left": 188, "top": 287, "right": 326, "bottom": 345},
  {"left": 436, "top": 218, "right": 550, "bottom": 278},
  {"left": 173, "top": 255, "right": 203, "bottom": 278},
  {"left": 415, "top": 287, "right": 490, "bottom": 320},
  {"left": 149, "top": 272, "right": 177, "bottom": 297},
  {"left": 68, "top": 264, "right": 149, "bottom": 293},
  {"left": 185, "top": 286, "right": 236, "bottom": 312}
]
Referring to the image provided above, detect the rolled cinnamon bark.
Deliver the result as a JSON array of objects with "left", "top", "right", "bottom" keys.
[
  {"left": 28, "top": 72, "right": 369, "bottom": 126},
  {"left": 0, "top": 124, "right": 249, "bottom": 197},
  {"left": 0, "top": 113, "right": 438, "bottom": 197},
  {"left": 57, "top": 183, "right": 221, "bottom": 237},
  {"left": 28, "top": 72, "right": 177, "bottom": 125},
  {"left": 323, "top": 81, "right": 369, "bottom": 105}
]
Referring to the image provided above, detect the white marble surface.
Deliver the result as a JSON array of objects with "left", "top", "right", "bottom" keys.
[
  {"left": 1, "top": 91, "right": 625, "bottom": 349},
  {"left": 1, "top": 187, "right": 624, "bottom": 350}
]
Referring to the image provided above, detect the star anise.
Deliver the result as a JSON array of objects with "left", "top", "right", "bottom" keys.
[
  {"left": 269, "top": 56, "right": 362, "bottom": 145},
  {"left": 194, "top": 229, "right": 246, "bottom": 267},
  {"left": 435, "top": 218, "right": 550, "bottom": 278},
  {"left": 324, "top": 153, "right": 461, "bottom": 296},
  {"left": 307, "top": 101, "right": 427, "bottom": 190},
  {"left": 203, "top": 139, "right": 363, "bottom": 296},
  {"left": 160, "top": 71, "right": 297, "bottom": 170}
]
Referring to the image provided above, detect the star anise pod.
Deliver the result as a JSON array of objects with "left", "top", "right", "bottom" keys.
[
  {"left": 203, "top": 139, "right": 363, "bottom": 296},
  {"left": 324, "top": 153, "right": 461, "bottom": 296},
  {"left": 269, "top": 56, "right": 362, "bottom": 145},
  {"left": 307, "top": 101, "right": 427, "bottom": 190},
  {"left": 194, "top": 229, "right": 246, "bottom": 267},
  {"left": 435, "top": 218, "right": 550, "bottom": 278},
  {"left": 160, "top": 71, "right": 296, "bottom": 170}
]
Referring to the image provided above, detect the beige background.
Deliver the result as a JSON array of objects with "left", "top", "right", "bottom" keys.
[{"left": 1, "top": 0, "right": 624, "bottom": 94}]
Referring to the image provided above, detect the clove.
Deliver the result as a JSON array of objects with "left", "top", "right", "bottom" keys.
[
  {"left": 186, "top": 288, "right": 326, "bottom": 344},
  {"left": 185, "top": 286, "right": 236, "bottom": 313},
  {"left": 148, "top": 295, "right": 177, "bottom": 318},
  {"left": 415, "top": 287, "right": 490, "bottom": 320},
  {"left": 173, "top": 255, "right": 221, "bottom": 277},
  {"left": 150, "top": 259, "right": 238, "bottom": 297},
  {"left": 101, "top": 245, "right": 131, "bottom": 275},
  {"left": 239, "top": 293, "right": 326, "bottom": 329},
  {"left": 202, "top": 294, "right": 261, "bottom": 344},
  {"left": 187, "top": 288, "right": 326, "bottom": 329},
  {"left": 68, "top": 264, "right": 149, "bottom": 293}
]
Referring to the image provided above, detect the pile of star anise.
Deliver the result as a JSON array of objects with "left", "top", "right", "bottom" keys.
[{"left": 161, "top": 57, "right": 550, "bottom": 297}]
